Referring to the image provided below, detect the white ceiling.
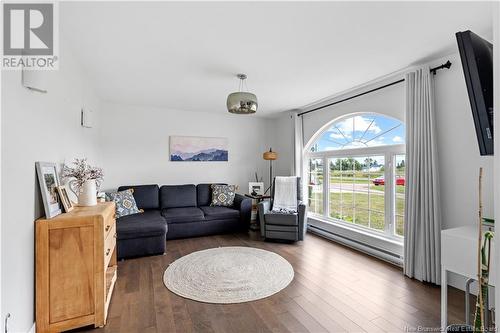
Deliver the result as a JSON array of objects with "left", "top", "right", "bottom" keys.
[{"left": 61, "top": 1, "right": 493, "bottom": 117}]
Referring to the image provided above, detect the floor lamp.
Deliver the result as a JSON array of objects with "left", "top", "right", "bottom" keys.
[{"left": 263, "top": 148, "right": 278, "bottom": 194}]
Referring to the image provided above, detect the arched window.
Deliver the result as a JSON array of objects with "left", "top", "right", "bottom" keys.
[
  {"left": 305, "top": 113, "right": 405, "bottom": 238},
  {"left": 309, "top": 114, "right": 405, "bottom": 152}
]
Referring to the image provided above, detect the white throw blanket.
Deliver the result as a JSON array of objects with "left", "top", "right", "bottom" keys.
[{"left": 271, "top": 176, "right": 297, "bottom": 213}]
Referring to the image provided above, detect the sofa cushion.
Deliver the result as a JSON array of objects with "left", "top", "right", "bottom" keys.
[
  {"left": 116, "top": 210, "right": 167, "bottom": 240},
  {"left": 160, "top": 184, "right": 197, "bottom": 209},
  {"left": 210, "top": 184, "right": 236, "bottom": 207},
  {"left": 106, "top": 189, "right": 141, "bottom": 218},
  {"left": 118, "top": 184, "right": 159, "bottom": 210},
  {"left": 200, "top": 206, "right": 239, "bottom": 221},
  {"left": 162, "top": 207, "right": 205, "bottom": 224},
  {"left": 197, "top": 183, "right": 226, "bottom": 207},
  {"left": 167, "top": 220, "right": 244, "bottom": 240},
  {"left": 264, "top": 212, "right": 298, "bottom": 226}
]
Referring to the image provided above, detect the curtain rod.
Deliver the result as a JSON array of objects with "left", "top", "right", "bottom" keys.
[{"left": 298, "top": 60, "right": 452, "bottom": 117}]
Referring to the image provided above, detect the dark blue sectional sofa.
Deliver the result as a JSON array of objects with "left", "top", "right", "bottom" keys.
[{"left": 115, "top": 184, "right": 252, "bottom": 259}]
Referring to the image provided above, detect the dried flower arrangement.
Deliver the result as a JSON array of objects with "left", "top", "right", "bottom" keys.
[{"left": 62, "top": 158, "right": 104, "bottom": 190}]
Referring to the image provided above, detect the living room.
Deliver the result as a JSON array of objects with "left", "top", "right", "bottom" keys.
[{"left": 1, "top": 1, "right": 500, "bottom": 333}]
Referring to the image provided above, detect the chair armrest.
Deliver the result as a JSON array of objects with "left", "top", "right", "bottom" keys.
[
  {"left": 258, "top": 200, "right": 271, "bottom": 237},
  {"left": 298, "top": 201, "right": 307, "bottom": 241},
  {"left": 233, "top": 194, "right": 252, "bottom": 229}
]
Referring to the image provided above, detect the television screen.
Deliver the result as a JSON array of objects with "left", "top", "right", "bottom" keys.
[{"left": 456, "top": 30, "right": 493, "bottom": 155}]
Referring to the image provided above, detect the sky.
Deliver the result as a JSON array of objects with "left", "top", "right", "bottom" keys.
[{"left": 310, "top": 115, "right": 405, "bottom": 152}]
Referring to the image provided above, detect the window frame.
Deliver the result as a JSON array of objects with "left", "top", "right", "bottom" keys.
[
  {"left": 306, "top": 157, "right": 325, "bottom": 216},
  {"left": 304, "top": 116, "right": 405, "bottom": 242}
]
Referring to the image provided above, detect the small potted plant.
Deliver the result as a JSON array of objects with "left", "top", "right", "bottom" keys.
[{"left": 62, "top": 158, "right": 103, "bottom": 206}]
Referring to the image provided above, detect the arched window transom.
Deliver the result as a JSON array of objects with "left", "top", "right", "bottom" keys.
[{"left": 309, "top": 114, "right": 405, "bottom": 152}]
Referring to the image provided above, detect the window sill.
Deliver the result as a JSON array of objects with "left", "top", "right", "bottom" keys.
[{"left": 307, "top": 214, "right": 404, "bottom": 265}]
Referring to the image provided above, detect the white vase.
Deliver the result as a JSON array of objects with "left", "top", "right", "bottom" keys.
[{"left": 77, "top": 179, "right": 97, "bottom": 206}]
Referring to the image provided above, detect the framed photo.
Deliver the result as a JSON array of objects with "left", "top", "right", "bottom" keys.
[
  {"left": 56, "top": 186, "right": 74, "bottom": 213},
  {"left": 248, "top": 182, "right": 264, "bottom": 196},
  {"left": 35, "top": 162, "right": 62, "bottom": 218}
]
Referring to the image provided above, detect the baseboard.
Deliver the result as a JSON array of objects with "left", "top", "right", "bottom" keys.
[
  {"left": 307, "top": 224, "right": 403, "bottom": 266},
  {"left": 28, "top": 322, "right": 35, "bottom": 333},
  {"left": 307, "top": 216, "right": 404, "bottom": 258}
]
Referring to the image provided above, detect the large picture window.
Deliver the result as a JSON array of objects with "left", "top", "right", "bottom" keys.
[{"left": 305, "top": 114, "right": 405, "bottom": 240}]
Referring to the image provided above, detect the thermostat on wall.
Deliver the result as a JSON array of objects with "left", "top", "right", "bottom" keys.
[{"left": 81, "top": 108, "right": 93, "bottom": 128}]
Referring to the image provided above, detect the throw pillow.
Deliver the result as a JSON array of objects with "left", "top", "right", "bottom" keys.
[
  {"left": 210, "top": 184, "right": 236, "bottom": 207},
  {"left": 106, "top": 189, "right": 141, "bottom": 218}
]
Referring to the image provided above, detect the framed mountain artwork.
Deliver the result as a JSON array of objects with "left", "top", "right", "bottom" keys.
[{"left": 170, "top": 136, "right": 228, "bottom": 162}]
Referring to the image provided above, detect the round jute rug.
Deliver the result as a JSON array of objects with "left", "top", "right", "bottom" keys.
[{"left": 163, "top": 246, "right": 294, "bottom": 304}]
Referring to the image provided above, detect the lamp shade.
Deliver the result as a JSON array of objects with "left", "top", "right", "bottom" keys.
[
  {"left": 227, "top": 92, "right": 258, "bottom": 114},
  {"left": 263, "top": 149, "right": 278, "bottom": 160}
]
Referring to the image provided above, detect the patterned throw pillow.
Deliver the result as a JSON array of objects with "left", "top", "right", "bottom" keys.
[
  {"left": 106, "top": 189, "right": 141, "bottom": 218},
  {"left": 210, "top": 184, "right": 236, "bottom": 207}
]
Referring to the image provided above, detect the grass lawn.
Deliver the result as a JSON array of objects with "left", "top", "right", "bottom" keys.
[
  {"left": 309, "top": 166, "right": 406, "bottom": 236},
  {"left": 309, "top": 192, "right": 404, "bottom": 236},
  {"left": 329, "top": 192, "right": 385, "bottom": 231}
]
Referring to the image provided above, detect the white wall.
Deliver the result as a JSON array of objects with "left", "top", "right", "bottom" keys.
[
  {"left": 0, "top": 40, "right": 101, "bottom": 332},
  {"left": 431, "top": 52, "right": 494, "bottom": 291},
  {"left": 99, "top": 102, "right": 272, "bottom": 193},
  {"left": 432, "top": 53, "right": 494, "bottom": 228},
  {"left": 268, "top": 112, "right": 294, "bottom": 178}
]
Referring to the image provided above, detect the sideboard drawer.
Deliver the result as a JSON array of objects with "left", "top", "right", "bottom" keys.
[
  {"left": 103, "top": 215, "right": 115, "bottom": 239},
  {"left": 104, "top": 224, "right": 116, "bottom": 269}
]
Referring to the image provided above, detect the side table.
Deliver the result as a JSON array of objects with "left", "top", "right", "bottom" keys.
[{"left": 245, "top": 194, "right": 271, "bottom": 231}]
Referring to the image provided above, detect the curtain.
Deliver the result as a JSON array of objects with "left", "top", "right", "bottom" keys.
[
  {"left": 293, "top": 112, "right": 304, "bottom": 177},
  {"left": 404, "top": 67, "right": 442, "bottom": 284}
]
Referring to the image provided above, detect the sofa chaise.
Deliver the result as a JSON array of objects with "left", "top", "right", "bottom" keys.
[{"left": 115, "top": 184, "right": 251, "bottom": 259}]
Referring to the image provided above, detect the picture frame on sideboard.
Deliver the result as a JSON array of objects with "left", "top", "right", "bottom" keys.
[
  {"left": 57, "top": 186, "right": 74, "bottom": 213},
  {"left": 35, "top": 162, "right": 62, "bottom": 218}
]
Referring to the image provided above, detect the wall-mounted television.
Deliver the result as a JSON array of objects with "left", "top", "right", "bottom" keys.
[{"left": 456, "top": 30, "right": 493, "bottom": 156}]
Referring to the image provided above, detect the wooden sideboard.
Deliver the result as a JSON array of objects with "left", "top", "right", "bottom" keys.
[{"left": 36, "top": 202, "right": 117, "bottom": 332}]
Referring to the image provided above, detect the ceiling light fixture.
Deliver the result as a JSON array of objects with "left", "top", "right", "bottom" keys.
[{"left": 227, "top": 74, "right": 258, "bottom": 114}]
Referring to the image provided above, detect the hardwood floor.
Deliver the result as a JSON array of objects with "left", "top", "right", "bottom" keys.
[{"left": 73, "top": 231, "right": 472, "bottom": 333}]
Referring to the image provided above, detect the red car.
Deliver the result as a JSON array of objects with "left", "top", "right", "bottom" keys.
[{"left": 372, "top": 176, "right": 405, "bottom": 186}]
